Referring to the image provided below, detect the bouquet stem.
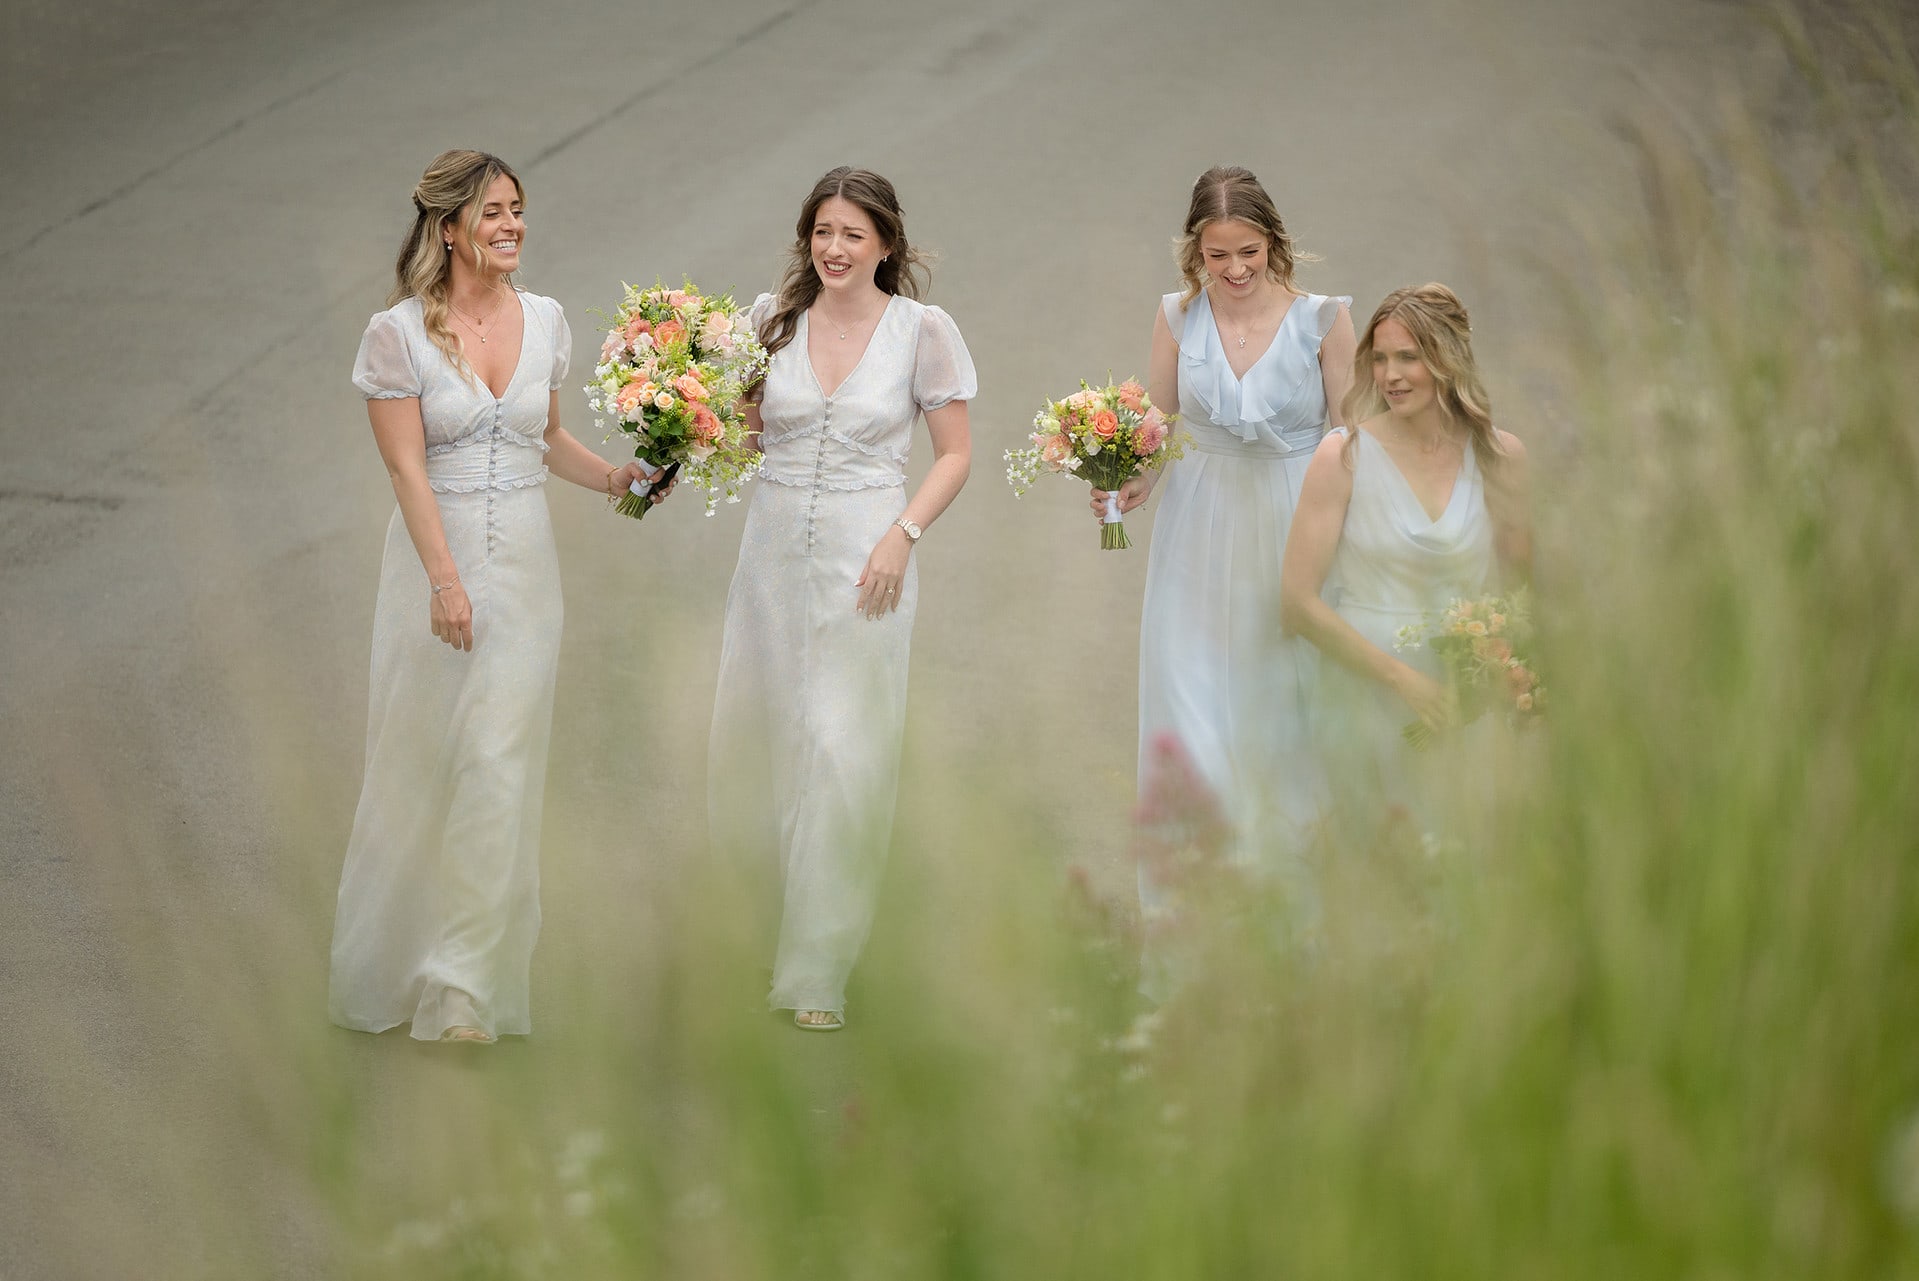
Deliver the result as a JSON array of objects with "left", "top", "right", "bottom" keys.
[{"left": 614, "top": 460, "right": 680, "bottom": 521}]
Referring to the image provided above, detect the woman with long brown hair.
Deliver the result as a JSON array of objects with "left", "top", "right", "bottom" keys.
[
  {"left": 1095, "top": 167, "right": 1355, "bottom": 953},
  {"left": 708, "top": 166, "right": 975, "bottom": 1031},
  {"left": 328, "top": 149, "right": 655, "bottom": 1044},
  {"left": 1280, "top": 283, "right": 1531, "bottom": 829}
]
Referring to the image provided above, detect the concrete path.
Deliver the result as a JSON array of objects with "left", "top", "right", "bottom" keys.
[{"left": 0, "top": 0, "right": 1755, "bottom": 1274}]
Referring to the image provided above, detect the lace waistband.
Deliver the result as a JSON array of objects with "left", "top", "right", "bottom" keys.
[{"left": 428, "top": 467, "right": 548, "bottom": 494}]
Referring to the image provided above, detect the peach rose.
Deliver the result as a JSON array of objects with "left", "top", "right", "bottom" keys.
[
  {"left": 1117, "top": 380, "right": 1147, "bottom": 413},
  {"left": 653, "top": 319, "right": 686, "bottom": 347},
  {"left": 690, "top": 402, "right": 723, "bottom": 442},
  {"left": 1091, "top": 409, "right": 1120, "bottom": 438},
  {"left": 613, "top": 380, "right": 652, "bottom": 417},
  {"left": 1473, "top": 636, "right": 1513, "bottom": 664},
  {"left": 700, "top": 311, "right": 734, "bottom": 346},
  {"left": 674, "top": 373, "right": 711, "bottom": 403},
  {"left": 666, "top": 290, "right": 693, "bottom": 309},
  {"left": 1515, "top": 692, "right": 1535, "bottom": 713},
  {"left": 1039, "top": 434, "right": 1076, "bottom": 468}
]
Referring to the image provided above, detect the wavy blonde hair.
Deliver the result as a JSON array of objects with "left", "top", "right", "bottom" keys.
[
  {"left": 758, "top": 167, "right": 929, "bottom": 362},
  {"left": 1342, "top": 283, "right": 1502, "bottom": 468},
  {"left": 389, "top": 149, "right": 524, "bottom": 384},
  {"left": 1172, "top": 166, "right": 1315, "bottom": 310}
]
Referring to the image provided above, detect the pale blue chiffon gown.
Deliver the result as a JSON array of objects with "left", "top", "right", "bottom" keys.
[
  {"left": 1315, "top": 426, "right": 1497, "bottom": 830},
  {"left": 1137, "top": 287, "right": 1351, "bottom": 872}
]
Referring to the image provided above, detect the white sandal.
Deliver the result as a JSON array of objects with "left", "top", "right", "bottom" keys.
[{"left": 793, "top": 1009, "right": 844, "bottom": 1032}]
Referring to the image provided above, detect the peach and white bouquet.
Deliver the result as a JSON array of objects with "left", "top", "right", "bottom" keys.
[
  {"left": 1394, "top": 589, "right": 1545, "bottom": 748},
  {"left": 1004, "top": 378, "right": 1185, "bottom": 549},
  {"left": 586, "top": 280, "right": 767, "bottom": 520}
]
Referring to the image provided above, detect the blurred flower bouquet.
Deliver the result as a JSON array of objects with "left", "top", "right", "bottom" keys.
[
  {"left": 1004, "top": 379, "right": 1184, "bottom": 549},
  {"left": 1394, "top": 589, "right": 1545, "bottom": 748},
  {"left": 586, "top": 280, "right": 767, "bottom": 520}
]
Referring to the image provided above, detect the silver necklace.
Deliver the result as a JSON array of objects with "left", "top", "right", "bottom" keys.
[{"left": 819, "top": 299, "right": 880, "bottom": 340}]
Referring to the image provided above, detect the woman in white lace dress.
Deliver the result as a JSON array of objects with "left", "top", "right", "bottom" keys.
[
  {"left": 1092, "top": 168, "right": 1354, "bottom": 952},
  {"left": 709, "top": 168, "right": 975, "bottom": 1031},
  {"left": 1280, "top": 283, "right": 1531, "bottom": 837},
  {"left": 329, "top": 150, "right": 655, "bottom": 1044}
]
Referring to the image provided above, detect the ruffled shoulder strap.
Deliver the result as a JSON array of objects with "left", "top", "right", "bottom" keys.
[
  {"left": 1306, "top": 293, "right": 1354, "bottom": 347},
  {"left": 1160, "top": 291, "right": 1189, "bottom": 350}
]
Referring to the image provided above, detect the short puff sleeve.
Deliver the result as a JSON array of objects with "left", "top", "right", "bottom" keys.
[
  {"left": 543, "top": 296, "right": 573, "bottom": 390},
  {"left": 351, "top": 310, "right": 420, "bottom": 400},
  {"left": 913, "top": 305, "right": 977, "bottom": 411},
  {"left": 746, "top": 291, "right": 778, "bottom": 342}
]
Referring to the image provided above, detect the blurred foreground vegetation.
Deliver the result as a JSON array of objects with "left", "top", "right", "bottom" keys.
[{"left": 101, "top": 6, "right": 1919, "bottom": 1278}]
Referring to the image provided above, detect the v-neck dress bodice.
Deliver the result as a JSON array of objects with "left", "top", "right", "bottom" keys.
[
  {"left": 330, "top": 289, "right": 573, "bottom": 1043},
  {"left": 1136, "top": 288, "right": 1351, "bottom": 912},
  {"left": 1328, "top": 428, "right": 1493, "bottom": 627},
  {"left": 709, "top": 290, "right": 976, "bottom": 1017}
]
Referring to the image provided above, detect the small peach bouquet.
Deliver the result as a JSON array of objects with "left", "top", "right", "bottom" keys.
[
  {"left": 586, "top": 280, "right": 768, "bottom": 520},
  {"left": 1394, "top": 589, "right": 1545, "bottom": 748},
  {"left": 1004, "top": 379, "right": 1185, "bottom": 549}
]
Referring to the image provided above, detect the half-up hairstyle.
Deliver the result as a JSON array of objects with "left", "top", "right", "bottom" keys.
[
  {"left": 1172, "top": 165, "right": 1316, "bottom": 310},
  {"left": 390, "top": 149, "right": 524, "bottom": 385},
  {"left": 758, "top": 166, "right": 929, "bottom": 361},
  {"left": 1342, "top": 283, "right": 1502, "bottom": 469}
]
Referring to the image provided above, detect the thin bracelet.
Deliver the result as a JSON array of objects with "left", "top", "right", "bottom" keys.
[
  {"left": 605, "top": 466, "right": 620, "bottom": 502},
  {"left": 431, "top": 578, "right": 460, "bottom": 595}
]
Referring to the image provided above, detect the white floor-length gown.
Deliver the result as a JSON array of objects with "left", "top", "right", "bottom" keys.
[
  {"left": 709, "top": 292, "right": 976, "bottom": 1016},
  {"left": 1138, "top": 288, "right": 1352, "bottom": 869},
  {"left": 329, "top": 291, "right": 569, "bottom": 1041},
  {"left": 1315, "top": 426, "right": 1496, "bottom": 827}
]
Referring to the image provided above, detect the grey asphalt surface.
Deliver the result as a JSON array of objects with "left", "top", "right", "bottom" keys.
[{"left": 1, "top": 0, "right": 1757, "bottom": 1274}]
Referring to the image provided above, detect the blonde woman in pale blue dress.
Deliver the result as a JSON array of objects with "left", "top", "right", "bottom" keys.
[
  {"left": 1280, "top": 283, "right": 1531, "bottom": 837},
  {"left": 329, "top": 150, "right": 656, "bottom": 1045},
  {"left": 709, "top": 168, "right": 974, "bottom": 1032},
  {"left": 1095, "top": 168, "right": 1355, "bottom": 930}
]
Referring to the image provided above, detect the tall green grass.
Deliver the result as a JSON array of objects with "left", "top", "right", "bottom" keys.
[{"left": 73, "top": 8, "right": 1919, "bottom": 1277}]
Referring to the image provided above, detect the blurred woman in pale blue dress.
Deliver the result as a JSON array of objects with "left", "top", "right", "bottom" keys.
[
  {"left": 1281, "top": 282, "right": 1532, "bottom": 839},
  {"left": 329, "top": 150, "right": 653, "bottom": 1045},
  {"left": 1093, "top": 167, "right": 1354, "bottom": 940}
]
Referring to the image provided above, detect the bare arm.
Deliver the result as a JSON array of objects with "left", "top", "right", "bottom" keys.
[
  {"left": 1485, "top": 430, "right": 1532, "bottom": 582},
  {"left": 1318, "top": 302, "right": 1357, "bottom": 426},
  {"left": 1091, "top": 301, "right": 1179, "bottom": 519},
  {"left": 856, "top": 399, "right": 971, "bottom": 618},
  {"left": 368, "top": 396, "right": 473, "bottom": 652},
  {"left": 541, "top": 389, "right": 651, "bottom": 499},
  {"left": 1279, "top": 431, "right": 1449, "bottom": 728}
]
